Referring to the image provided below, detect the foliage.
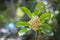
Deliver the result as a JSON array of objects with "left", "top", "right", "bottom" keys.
[
  {"left": 32, "top": 2, "right": 45, "bottom": 16},
  {"left": 16, "top": 22, "right": 30, "bottom": 27},
  {"left": 40, "top": 12, "right": 51, "bottom": 22},
  {"left": 22, "top": 7, "right": 32, "bottom": 18},
  {"left": 16, "top": 2, "right": 53, "bottom": 36},
  {"left": 18, "top": 28, "right": 30, "bottom": 36}
]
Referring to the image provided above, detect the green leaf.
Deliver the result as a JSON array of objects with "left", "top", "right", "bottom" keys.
[
  {"left": 16, "top": 22, "right": 30, "bottom": 27},
  {"left": 22, "top": 7, "right": 32, "bottom": 18},
  {"left": 33, "top": 2, "right": 45, "bottom": 16},
  {"left": 38, "top": 27, "right": 46, "bottom": 34},
  {"left": 42, "top": 23, "right": 51, "bottom": 30},
  {"left": 38, "top": 27, "right": 43, "bottom": 31},
  {"left": 38, "top": 23, "right": 51, "bottom": 34},
  {"left": 40, "top": 12, "right": 51, "bottom": 22},
  {"left": 36, "top": 2, "right": 45, "bottom": 8},
  {"left": 42, "top": 23, "right": 52, "bottom": 34},
  {"left": 18, "top": 28, "right": 30, "bottom": 36}
]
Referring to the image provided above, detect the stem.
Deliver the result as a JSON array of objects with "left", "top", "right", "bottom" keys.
[{"left": 35, "top": 31, "right": 38, "bottom": 40}]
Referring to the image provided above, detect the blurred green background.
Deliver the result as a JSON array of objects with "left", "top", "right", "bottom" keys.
[{"left": 0, "top": 0, "right": 60, "bottom": 40}]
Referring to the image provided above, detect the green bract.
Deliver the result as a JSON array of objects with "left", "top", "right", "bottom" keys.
[
  {"left": 18, "top": 28, "right": 30, "bottom": 36},
  {"left": 33, "top": 2, "right": 45, "bottom": 16},
  {"left": 16, "top": 22, "right": 30, "bottom": 27},
  {"left": 40, "top": 12, "right": 51, "bottom": 22},
  {"left": 22, "top": 7, "right": 32, "bottom": 18}
]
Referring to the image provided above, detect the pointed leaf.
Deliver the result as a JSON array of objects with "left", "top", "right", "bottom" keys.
[
  {"left": 18, "top": 28, "right": 30, "bottom": 36},
  {"left": 40, "top": 12, "right": 51, "bottom": 22},
  {"left": 16, "top": 22, "right": 30, "bottom": 27},
  {"left": 42, "top": 23, "right": 51, "bottom": 30},
  {"left": 22, "top": 7, "right": 32, "bottom": 18},
  {"left": 38, "top": 23, "right": 51, "bottom": 34},
  {"left": 33, "top": 2, "right": 45, "bottom": 16},
  {"left": 42, "top": 23, "right": 52, "bottom": 35}
]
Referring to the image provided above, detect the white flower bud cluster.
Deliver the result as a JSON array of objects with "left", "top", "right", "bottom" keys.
[{"left": 29, "top": 16, "right": 42, "bottom": 31}]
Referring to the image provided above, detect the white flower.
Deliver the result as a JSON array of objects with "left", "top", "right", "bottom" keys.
[{"left": 55, "top": 10, "right": 59, "bottom": 14}]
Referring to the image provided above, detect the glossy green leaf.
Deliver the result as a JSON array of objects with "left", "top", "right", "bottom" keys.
[
  {"left": 33, "top": 2, "right": 45, "bottom": 16},
  {"left": 36, "top": 2, "right": 45, "bottom": 8},
  {"left": 18, "top": 28, "right": 30, "bottom": 36},
  {"left": 40, "top": 12, "right": 51, "bottom": 22},
  {"left": 16, "top": 22, "right": 30, "bottom": 27},
  {"left": 22, "top": 7, "right": 32, "bottom": 18}
]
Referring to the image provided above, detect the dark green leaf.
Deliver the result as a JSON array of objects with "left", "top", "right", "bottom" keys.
[
  {"left": 22, "top": 7, "right": 32, "bottom": 18},
  {"left": 38, "top": 27, "right": 46, "bottom": 34},
  {"left": 42, "top": 23, "right": 51, "bottom": 30},
  {"left": 16, "top": 22, "right": 30, "bottom": 27},
  {"left": 40, "top": 12, "right": 51, "bottom": 22},
  {"left": 38, "top": 23, "right": 51, "bottom": 34},
  {"left": 38, "top": 27, "right": 43, "bottom": 31},
  {"left": 42, "top": 23, "right": 52, "bottom": 34}
]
